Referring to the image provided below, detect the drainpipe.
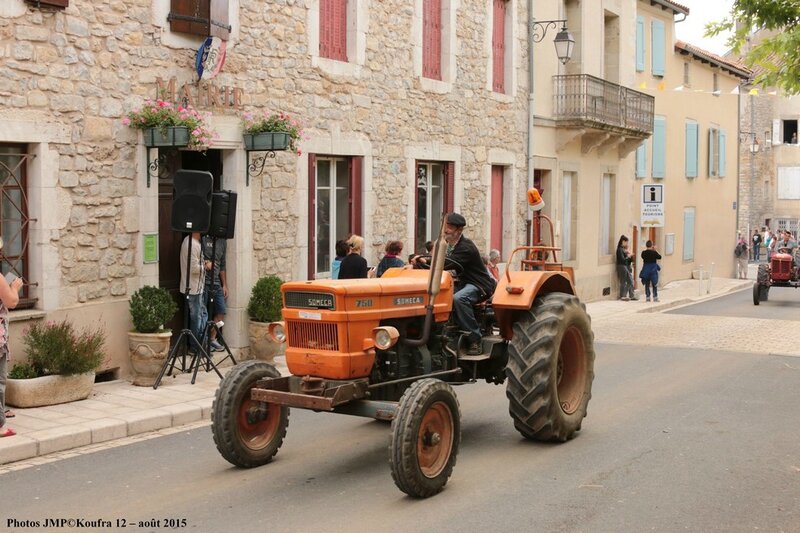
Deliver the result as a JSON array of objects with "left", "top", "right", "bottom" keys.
[{"left": 526, "top": 0, "right": 535, "bottom": 245}]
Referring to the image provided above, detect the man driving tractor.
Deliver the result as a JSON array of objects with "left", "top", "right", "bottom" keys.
[{"left": 413, "top": 213, "right": 496, "bottom": 355}]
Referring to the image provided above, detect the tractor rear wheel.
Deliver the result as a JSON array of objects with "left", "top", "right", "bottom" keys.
[
  {"left": 212, "top": 360, "right": 289, "bottom": 468},
  {"left": 389, "top": 378, "right": 460, "bottom": 498},
  {"left": 506, "top": 292, "right": 595, "bottom": 442}
]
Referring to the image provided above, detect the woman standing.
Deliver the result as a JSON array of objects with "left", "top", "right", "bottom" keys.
[
  {"left": 615, "top": 235, "right": 637, "bottom": 301},
  {"left": 0, "top": 238, "right": 24, "bottom": 438},
  {"left": 338, "top": 234, "right": 369, "bottom": 279},
  {"left": 639, "top": 240, "right": 662, "bottom": 302},
  {"left": 375, "top": 240, "right": 405, "bottom": 278}
]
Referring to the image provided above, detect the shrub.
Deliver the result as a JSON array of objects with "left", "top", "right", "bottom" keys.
[
  {"left": 20, "top": 320, "right": 106, "bottom": 377},
  {"left": 247, "top": 275, "right": 284, "bottom": 323},
  {"left": 242, "top": 111, "right": 304, "bottom": 155},
  {"left": 129, "top": 286, "right": 178, "bottom": 333},
  {"left": 8, "top": 363, "right": 37, "bottom": 380}
]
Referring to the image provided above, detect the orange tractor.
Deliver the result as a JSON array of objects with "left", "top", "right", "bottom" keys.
[{"left": 211, "top": 202, "right": 595, "bottom": 498}]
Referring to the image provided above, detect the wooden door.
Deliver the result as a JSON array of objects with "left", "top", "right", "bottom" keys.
[
  {"left": 490, "top": 165, "right": 504, "bottom": 254},
  {"left": 158, "top": 150, "right": 222, "bottom": 345}
]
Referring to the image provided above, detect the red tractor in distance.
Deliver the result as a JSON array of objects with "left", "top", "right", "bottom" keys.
[
  {"left": 753, "top": 246, "right": 800, "bottom": 305},
  {"left": 211, "top": 193, "right": 595, "bottom": 498}
]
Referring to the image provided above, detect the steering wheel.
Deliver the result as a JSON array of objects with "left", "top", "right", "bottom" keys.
[{"left": 411, "top": 255, "right": 432, "bottom": 270}]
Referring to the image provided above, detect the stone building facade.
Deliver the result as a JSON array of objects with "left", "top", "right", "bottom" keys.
[
  {"left": 735, "top": 28, "right": 800, "bottom": 240},
  {"left": 0, "top": 0, "right": 653, "bottom": 377}
]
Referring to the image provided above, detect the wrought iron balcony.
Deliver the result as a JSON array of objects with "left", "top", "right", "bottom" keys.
[{"left": 553, "top": 74, "right": 654, "bottom": 137}]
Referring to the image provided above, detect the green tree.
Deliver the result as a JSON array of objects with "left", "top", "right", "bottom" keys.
[{"left": 708, "top": 1, "right": 800, "bottom": 93}]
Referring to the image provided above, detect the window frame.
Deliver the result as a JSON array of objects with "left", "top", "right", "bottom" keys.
[
  {"left": 0, "top": 144, "right": 33, "bottom": 306},
  {"left": 307, "top": 154, "right": 362, "bottom": 279},
  {"left": 414, "top": 160, "right": 454, "bottom": 253},
  {"left": 168, "top": 0, "right": 231, "bottom": 39},
  {"left": 600, "top": 173, "right": 615, "bottom": 256},
  {"left": 561, "top": 171, "right": 577, "bottom": 261}
]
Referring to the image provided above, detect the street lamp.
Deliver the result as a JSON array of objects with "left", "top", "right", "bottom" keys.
[{"left": 527, "top": 16, "right": 574, "bottom": 245}]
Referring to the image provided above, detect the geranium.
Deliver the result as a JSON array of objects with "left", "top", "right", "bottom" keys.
[
  {"left": 242, "top": 111, "right": 304, "bottom": 155},
  {"left": 123, "top": 99, "right": 216, "bottom": 149}
]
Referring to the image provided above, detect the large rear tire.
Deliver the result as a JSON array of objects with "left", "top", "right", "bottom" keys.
[
  {"left": 212, "top": 360, "right": 289, "bottom": 468},
  {"left": 505, "top": 292, "right": 595, "bottom": 442},
  {"left": 389, "top": 378, "right": 460, "bottom": 498}
]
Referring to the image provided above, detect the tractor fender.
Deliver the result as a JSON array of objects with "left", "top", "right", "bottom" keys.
[{"left": 492, "top": 270, "right": 575, "bottom": 340}]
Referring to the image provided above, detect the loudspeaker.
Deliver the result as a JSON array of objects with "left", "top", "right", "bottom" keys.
[
  {"left": 208, "top": 190, "right": 237, "bottom": 239},
  {"left": 171, "top": 170, "right": 213, "bottom": 233}
]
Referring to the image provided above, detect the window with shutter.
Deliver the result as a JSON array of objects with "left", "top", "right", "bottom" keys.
[
  {"left": 320, "top": 0, "right": 348, "bottom": 61},
  {"left": 309, "top": 154, "right": 361, "bottom": 279},
  {"left": 415, "top": 161, "right": 453, "bottom": 252},
  {"left": 685, "top": 122, "right": 698, "bottom": 178},
  {"left": 652, "top": 116, "right": 666, "bottom": 178},
  {"left": 168, "top": 0, "right": 230, "bottom": 39},
  {"left": 635, "top": 16, "right": 645, "bottom": 72},
  {"left": 651, "top": 20, "right": 665, "bottom": 77},
  {"left": 492, "top": 0, "right": 506, "bottom": 93},
  {"left": 25, "top": 0, "right": 68, "bottom": 7},
  {"left": 635, "top": 143, "right": 647, "bottom": 178},
  {"left": 423, "top": 0, "right": 442, "bottom": 80}
]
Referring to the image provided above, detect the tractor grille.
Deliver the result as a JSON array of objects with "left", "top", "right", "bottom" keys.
[
  {"left": 286, "top": 320, "right": 340, "bottom": 351},
  {"left": 284, "top": 291, "right": 335, "bottom": 310},
  {"left": 775, "top": 259, "right": 791, "bottom": 276}
]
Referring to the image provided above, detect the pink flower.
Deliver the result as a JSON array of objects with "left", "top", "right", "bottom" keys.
[{"left": 121, "top": 117, "right": 130, "bottom": 126}]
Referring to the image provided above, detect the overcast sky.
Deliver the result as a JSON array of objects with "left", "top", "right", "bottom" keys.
[{"left": 673, "top": 0, "right": 735, "bottom": 55}]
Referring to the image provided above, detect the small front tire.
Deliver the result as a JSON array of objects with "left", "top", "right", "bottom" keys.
[
  {"left": 212, "top": 360, "right": 289, "bottom": 468},
  {"left": 389, "top": 378, "right": 461, "bottom": 498}
]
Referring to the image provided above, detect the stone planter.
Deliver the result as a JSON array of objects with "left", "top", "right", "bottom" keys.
[
  {"left": 6, "top": 372, "right": 95, "bottom": 408},
  {"left": 143, "top": 126, "right": 190, "bottom": 147},
  {"left": 243, "top": 132, "right": 290, "bottom": 151},
  {"left": 248, "top": 320, "right": 285, "bottom": 362},
  {"left": 128, "top": 331, "right": 172, "bottom": 386}
]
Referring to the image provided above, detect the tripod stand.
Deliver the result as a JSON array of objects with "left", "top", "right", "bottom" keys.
[
  {"left": 201, "top": 235, "right": 236, "bottom": 369},
  {"left": 153, "top": 233, "right": 223, "bottom": 389}
]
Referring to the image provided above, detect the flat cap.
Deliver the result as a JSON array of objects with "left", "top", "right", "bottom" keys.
[{"left": 446, "top": 213, "right": 466, "bottom": 227}]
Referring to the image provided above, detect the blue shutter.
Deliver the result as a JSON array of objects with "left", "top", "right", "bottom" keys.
[
  {"left": 685, "top": 122, "right": 698, "bottom": 178},
  {"left": 651, "top": 20, "right": 665, "bottom": 76},
  {"left": 719, "top": 129, "right": 727, "bottom": 177},
  {"left": 636, "top": 17, "right": 645, "bottom": 72},
  {"left": 652, "top": 116, "right": 666, "bottom": 178},
  {"left": 708, "top": 128, "right": 715, "bottom": 176},
  {"left": 636, "top": 142, "right": 647, "bottom": 178},
  {"left": 683, "top": 208, "right": 695, "bottom": 261}
]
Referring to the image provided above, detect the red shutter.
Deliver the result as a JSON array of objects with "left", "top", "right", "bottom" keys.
[
  {"left": 169, "top": 0, "right": 211, "bottom": 36},
  {"left": 423, "top": 0, "right": 442, "bottom": 80},
  {"left": 444, "top": 161, "right": 455, "bottom": 213},
  {"left": 349, "top": 156, "right": 362, "bottom": 236},
  {"left": 308, "top": 154, "right": 317, "bottom": 280},
  {"left": 25, "top": 0, "right": 68, "bottom": 7},
  {"left": 209, "top": 0, "right": 230, "bottom": 39},
  {"left": 320, "top": 0, "right": 347, "bottom": 61},
  {"left": 492, "top": 0, "right": 506, "bottom": 93},
  {"left": 414, "top": 161, "right": 421, "bottom": 253},
  {"left": 491, "top": 166, "right": 504, "bottom": 254}
]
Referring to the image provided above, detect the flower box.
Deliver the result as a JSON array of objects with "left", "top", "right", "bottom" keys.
[
  {"left": 243, "top": 132, "right": 290, "bottom": 151},
  {"left": 143, "top": 126, "right": 191, "bottom": 147}
]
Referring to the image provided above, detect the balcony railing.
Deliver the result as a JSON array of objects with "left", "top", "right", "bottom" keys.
[{"left": 553, "top": 74, "right": 655, "bottom": 136}]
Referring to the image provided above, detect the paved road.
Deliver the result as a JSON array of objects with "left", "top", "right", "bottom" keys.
[
  {"left": 1, "top": 343, "right": 797, "bottom": 532},
  {"left": 667, "top": 284, "right": 800, "bottom": 319}
]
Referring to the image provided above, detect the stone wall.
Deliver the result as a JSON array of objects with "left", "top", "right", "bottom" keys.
[{"left": 738, "top": 91, "right": 775, "bottom": 234}]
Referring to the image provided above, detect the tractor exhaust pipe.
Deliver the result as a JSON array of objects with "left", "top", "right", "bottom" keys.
[{"left": 403, "top": 213, "right": 448, "bottom": 347}]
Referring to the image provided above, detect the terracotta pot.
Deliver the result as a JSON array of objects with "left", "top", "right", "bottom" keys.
[
  {"left": 6, "top": 372, "right": 95, "bottom": 408},
  {"left": 248, "top": 320, "right": 285, "bottom": 362},
  {"left": 128, "top": 331, "right": 172, "bottom": 386}
]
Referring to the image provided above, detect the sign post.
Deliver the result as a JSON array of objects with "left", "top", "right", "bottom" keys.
[{"left": 641, "top": 184, "right": 664, "bottom": 228}]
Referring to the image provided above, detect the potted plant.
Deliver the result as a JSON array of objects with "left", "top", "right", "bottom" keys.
[
  {"left": 6, "top": 320, "right": 105, "bottom": 408},
  {"left": 247, "top": 275, "right": 285, "bottom": 361},
  {"left": 242, "top": 111, "right": 304, "bottom": 155},
  {"left": 123, "top": 99, "right": 216, "bottom": 149},
  {"left": 127, "top": 285, "right": 178, "bottom": 386}
]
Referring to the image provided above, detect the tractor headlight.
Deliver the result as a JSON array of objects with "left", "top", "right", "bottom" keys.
[
  {"left": 268, "top": 322, "right": 286, "bottom": 343},
  {"left": 372, "top": 326, "right": 399, "bottom": 350}
]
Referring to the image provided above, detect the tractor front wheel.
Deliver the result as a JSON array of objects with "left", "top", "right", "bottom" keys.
[
  {"left": 506, "top": 292, "right": 595, "bottom": 442},
  {"left": 389, "top": 378, "right": 461, "bottom": 498},
  {"left": 212, "top": 360, "right": 289, "bottom": 468}
]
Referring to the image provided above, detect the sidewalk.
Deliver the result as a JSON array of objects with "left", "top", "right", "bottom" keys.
[{"left": 0, "top": 272, "right": 754, "bottom": 467}]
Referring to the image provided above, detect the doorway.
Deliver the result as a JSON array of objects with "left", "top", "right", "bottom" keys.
[{"left": 158, "top": 150, "right": 223, "bottom": 344}]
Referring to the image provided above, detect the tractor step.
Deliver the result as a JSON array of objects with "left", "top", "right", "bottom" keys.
[{"left": 458, "top": 353, "right": 490, "bottom": 362}]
